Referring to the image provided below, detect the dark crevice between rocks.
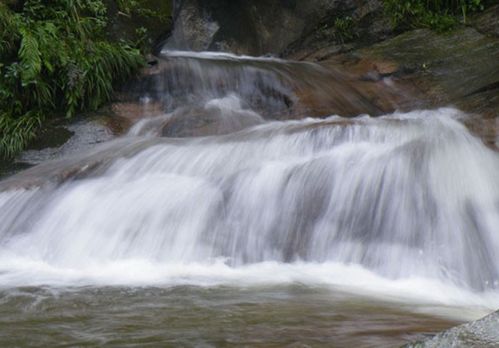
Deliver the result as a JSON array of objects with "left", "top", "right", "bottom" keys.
[{"left": 464, "top": 80, "right": 499, "bottom": 98}]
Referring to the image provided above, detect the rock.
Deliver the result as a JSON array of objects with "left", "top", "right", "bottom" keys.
[
  {"left": 0, "top": 137, "right": 162, "bottom": 191},
  {"left": 160, "top": 101, "right": 264, "bottom": 138},
  {"left": 26, "top": 126, "right": 74, "bottom": 151},
  {"left": 166, "top": 0, "right": 220, "bottom": 52},
  {"left": 323, "top": 27, "right": 499, "bottom": 148},
  {"left": 110, "top": 101, "right": 164, "bottom": 126},
  {"left": 0, "top": 110, "right": 133, "bottom": 180},
  {"left": 16, "top": 116, "right": 117, "bottom": 167},
  {"left": 285, "top": 0, "right": 393, "bottom": 60},
  {"left": 404, "top": 310, "right": 499, "bottom": 347},
  {"left": 357, "top": 28, "right": 499, "bottom": 104},
  {"left": 164, "top": 0, "right": 392, "bottom": 56},
  {"left": 473, "top": 5, "right": 499, "bottom": 38}
]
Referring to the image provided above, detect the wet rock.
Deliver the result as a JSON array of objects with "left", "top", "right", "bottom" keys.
[
  {"left": 318, "top": 57, "right": 420, "bottom": 114},
  {"left": 285, "top": 0, "right": 392, "bottom": 60},
  {"left": 322, "top": 27, "right": 499, "bottom": 148},
  {"left": 0, "top": 112, "right": 128, "bottom": 180},
  {"left": 404, "top": 309, "right": 499, "bottom": 348},
  {"left": 121, "top": 52, "right": 407, "bottom": 124},
  {"left": 27, "top": 126, "right": 74, "bottom": 151},
  {"left": 160, "top": 97, "right": 264, "bottom": 138},
  {"left": 357, "top": 28, "right": 499, "bottom": 104},
  {"left": 0, "top": 161, "right": 32, "bottom": 180},
  {"left": 17, "top": 117, "right": 116, "bottom": 167},
  {"left": 473, "top": 5, "right": 499, "bottom": 38},
  {"left": 110, "top": 101, "right": 164, "bottom": 125},
  {"left": 0, "top": 137, "right": 163, "bottom": 191},
  {"left": 166, "top": 0, "right": 220, "bottom": 52},
  {"left": 116, "top": 55, "right": 298, "bottom": 120}
]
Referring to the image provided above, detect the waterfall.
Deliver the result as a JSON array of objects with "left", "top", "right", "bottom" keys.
[
  {"left": 0, "top": 52, "right": 498, "bottom": 311},
  {"left": 126, "top": 50, "right": 386, "bottom": 122}
]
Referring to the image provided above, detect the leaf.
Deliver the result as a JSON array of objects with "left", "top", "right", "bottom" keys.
[{"left": 18, "top": 26, "right": 42, "bottom": 84}]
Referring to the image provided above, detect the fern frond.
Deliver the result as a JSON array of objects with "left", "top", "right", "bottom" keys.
[
  {"left": 0, "top": 0, "right": 148, "bottom": 158},
  {"left": 18, "top": 27, "right": 42, "bottom": 84}
]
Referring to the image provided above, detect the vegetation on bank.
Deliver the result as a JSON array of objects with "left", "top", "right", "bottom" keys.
[
  {"left": 0, "top": 0, "right": 163, "bottom": 159},
  {"left": 324, "top": 0, "right": 493, "bottom": 47},
  {"left": 385, "top": 0, "right": 493, "bottom": 32}
]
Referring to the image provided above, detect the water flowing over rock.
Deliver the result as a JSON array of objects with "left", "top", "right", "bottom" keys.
[
  {"left": 1, "top": 51, "right": 499, "bottom": 298},
  {"left": 1, "top": 103, "right": 499, "bottom": 298},
  {"left": 1, "top": 47, "right": 499, "bottom": 346},
  {"left": 116, "top": 50, "right": 407, "bottom": 134}
]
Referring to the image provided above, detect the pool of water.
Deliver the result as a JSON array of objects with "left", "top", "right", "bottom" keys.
[{"left": 0, "top": 284, "right": 462, "bottom": 347}]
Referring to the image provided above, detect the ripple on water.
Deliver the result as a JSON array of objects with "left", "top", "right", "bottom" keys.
[{"left": 0, "top": 285, "right": 461, "bottom": 348}]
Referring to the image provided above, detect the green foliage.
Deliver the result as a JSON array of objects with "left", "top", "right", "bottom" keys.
[
  {"left": 384, "top": 0, "right": 489, "bottom": 32},
  {"left": 117, "top": 0, "right": 171, "bottom": 21},
  {"left": 333, "top": 16, "right": 356, "bottom": 44},
  {"left": 0, "top": 111, "right": 43, "bottom": 159},
  {"left": 0, "top": 1, "right": 145, "bottom": 159},
  {"left": 114, "top": 0, "right": 173, "bottom": 54}
]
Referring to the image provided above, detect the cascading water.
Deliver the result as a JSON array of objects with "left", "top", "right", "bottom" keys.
[
  {"left": 127, "top": 50, "right": 388, "bottom": 121},
  {"left": 1, "top": 51, "right": 498, "bottom": 347}
]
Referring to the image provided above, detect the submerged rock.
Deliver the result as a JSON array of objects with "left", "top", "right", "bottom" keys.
[
  {"left": 160, "top": 97, "right": 264, "bottom": 137},
  {"left": 405, "top": 310, "right": 499, "bottom": 348}
]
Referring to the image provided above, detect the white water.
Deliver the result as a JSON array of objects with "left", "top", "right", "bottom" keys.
[
  {"left": 1, "top": 52, "right": 499, "bottom": 322},
  {"left": 1, "top": 106, "right": 499, "bottom": 316},
  {"left": 137, "top": 50, "right": 381, "bottom": 120},
  {"left": 162, "top": 50, "right": 287, "bottom": 62}
]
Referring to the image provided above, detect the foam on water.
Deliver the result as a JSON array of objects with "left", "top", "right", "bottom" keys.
[
  {"left": 0, "top": 256, "right": 497, "bottom": 317},
  {"left": 1, "top": 48, "right": 499, "bottom": 323},
  {"left": 162, "top": 50, "right": 287, "bottom": 62},
  {"left": 0, "top": 106, "right": 499, "bottom": 320}
]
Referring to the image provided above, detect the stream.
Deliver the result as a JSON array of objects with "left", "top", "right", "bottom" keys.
[{"left": 0, "top": 51, "right": 498, "bottom": 347}]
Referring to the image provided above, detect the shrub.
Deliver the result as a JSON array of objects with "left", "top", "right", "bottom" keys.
[
  {"left": 333, "top": 16, "right": 356, "bottom": 44},
  {"left": 0, "top": 0, "right": 145, "bottom": 159},
  {"left": 384, "top": 0, "right": 489, "bottom": 32}
]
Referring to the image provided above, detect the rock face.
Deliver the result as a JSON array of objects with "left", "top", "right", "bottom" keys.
[
  {"left": 316, "top": 7, "right": 499, "bottom": 148},
  {"left": 164, "top": 0, "right": 390, "bottom": 56},
  {"left": 405, "top": 310, "right": 499, "bottom": 348}
]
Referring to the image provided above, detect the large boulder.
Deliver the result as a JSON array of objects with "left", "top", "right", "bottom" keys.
[{"left": 164, "top": 0, "right": 390, "bottom": 56}]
